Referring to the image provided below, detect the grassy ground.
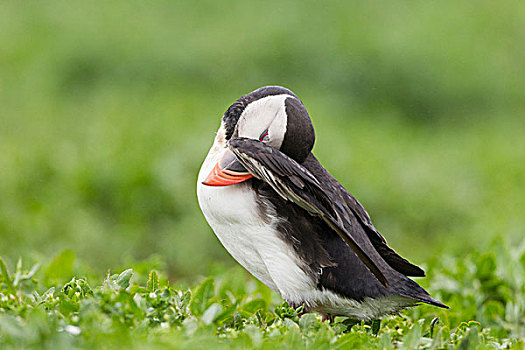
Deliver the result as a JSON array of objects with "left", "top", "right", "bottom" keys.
[{"left": 1, "top": 239, "right": 524, "bottom": 349}]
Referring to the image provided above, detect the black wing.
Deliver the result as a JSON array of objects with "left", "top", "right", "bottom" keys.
[
  {"left": 229, "top": 137, "right": 389, "bottom": 286},
  {"left": 329, "top": 176, "right": 425, "bottom": 277},
  {"left": 295, "top": 148, "right": 425, "bottom": 277}
]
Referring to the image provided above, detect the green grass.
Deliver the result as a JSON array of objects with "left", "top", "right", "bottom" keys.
[{"left": 1, "top": 239, "right": 524, "bottom": 349}]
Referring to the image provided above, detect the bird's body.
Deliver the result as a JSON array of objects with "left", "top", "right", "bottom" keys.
[{"left": 197, "top": 86, "right": 447, "bottom": 320}]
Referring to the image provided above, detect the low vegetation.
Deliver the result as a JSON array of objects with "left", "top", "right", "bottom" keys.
[{"left": 1, "top": 238, "right": 523, "bottom": 349}]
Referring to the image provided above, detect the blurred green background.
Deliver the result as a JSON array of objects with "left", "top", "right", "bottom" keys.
[{"left": 1, "top": 1, "right": 524, "bottom": 279}]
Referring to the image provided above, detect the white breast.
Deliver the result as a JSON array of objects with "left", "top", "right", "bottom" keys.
[{"left": 196, "top": 140, "right": 315, "bottom": 301}]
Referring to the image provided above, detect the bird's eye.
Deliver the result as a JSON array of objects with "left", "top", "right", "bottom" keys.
[{"left": 259, "top": 129, "right": 270, "bottom": 142}]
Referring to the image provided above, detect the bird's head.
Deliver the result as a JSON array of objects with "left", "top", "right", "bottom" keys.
[{"left": 203, "top": 86, "right": 315, "bottom": 186}]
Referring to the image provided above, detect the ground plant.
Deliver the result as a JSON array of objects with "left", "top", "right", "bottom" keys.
[{"left": 1, "top": 238, "right": 524, "bottom": 349}]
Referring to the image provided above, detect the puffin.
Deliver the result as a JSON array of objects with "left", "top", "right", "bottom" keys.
[{"left": 197, "top": 86, "right": 448, "bottom": 320}]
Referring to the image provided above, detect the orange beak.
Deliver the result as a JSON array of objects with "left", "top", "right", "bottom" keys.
[{"left": 202, "top": 149, "right": 253, "bottom": 186}]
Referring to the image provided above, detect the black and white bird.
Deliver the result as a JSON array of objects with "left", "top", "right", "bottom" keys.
[{"left": 197, "top": 86, "right": 448, "bottom": 320}]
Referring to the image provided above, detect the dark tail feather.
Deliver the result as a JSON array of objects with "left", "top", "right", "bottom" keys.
[
  {"left": 395, "top": 277, "right": 449, "bottom": 309},
  {"left": 414, "top": 294, "right": 449, "bottom": 309}
]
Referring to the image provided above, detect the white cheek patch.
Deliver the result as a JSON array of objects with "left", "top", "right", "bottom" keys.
[
  {"left": 236, "top": 94, "right": 292, "bottom": 149},
  {"left": 268, "top": 104, "right": 287, "bottom": 149}
]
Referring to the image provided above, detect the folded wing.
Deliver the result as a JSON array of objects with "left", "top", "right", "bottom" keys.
[
  {"left": 229, "top": 137, "right": 390, "bottom": 286},
  {"left": 332, "top": 179, "right": 425, "bottom": 277}
]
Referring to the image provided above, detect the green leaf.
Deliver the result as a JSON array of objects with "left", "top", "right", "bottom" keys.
[
  {"left": 189, "top": 277, "right": 214, "bottom": 316},
  {"left": 202, "top": 303, "right": 223, "bottom": 325},
  {"left": 371, "top": 319, "right": 381, "bottom": 335},
  {"left": 116, "top": 269, "right": 133, "bottom": 289},
  {"left": 401, "top": 324, "right": 421, "bottom": 350},
  {"left": 429, "top": 317, "right": 439, "bottom": 338},
  {"left": 129, "top": 285, "right": 148, "bottom": 294},
  {"left": 44, "top": 249, "right": 75, "bottom": 285},
  {"left": 12, "top": 258, "right": 23, "bottom": 287},
  {"left": 146, "top": 270, "right": 159, "bottom": 292},
  {"left": 25, "top": 263, "right": 40, "bottom": 280},
  {"left": 214, "top": 302, "right": 238, "bottom": 325},
  {"left": 0, "top": 257, "right": 15, "bottom": 293},
  {"left": 458, "top": 326, "right": 480, "bottom": 350},
  {"left": 14, "top": 265, "right": 38, "bottom": 288},
  {"left": 282, "top": 321, "right": 302, "bottom": 348},
  {"left": 298, "top": 313, "right": 317, "bottom": 330},
  {"left": 242, "top": 299, "right": 267, "bottom": 314},
  {"left": 476, "top": 253, "right": 496, "bottom": 279}
]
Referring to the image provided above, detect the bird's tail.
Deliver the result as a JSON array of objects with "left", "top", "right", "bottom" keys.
[{"left": 395, "top": 277, "right": 449, "bottom": 309}]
